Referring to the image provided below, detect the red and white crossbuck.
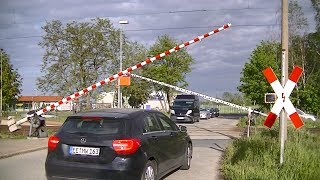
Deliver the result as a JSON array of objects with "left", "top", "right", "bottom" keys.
[{"left": 263, "top": 66, "right": 304, "bottom": 128}]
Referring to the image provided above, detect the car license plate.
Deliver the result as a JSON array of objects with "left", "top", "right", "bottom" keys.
[
  {"left": 69, "top": 146, "right": 100, "bottom": 156},
  {"left": 177, "top": 117, "right": 184, "bottom": 120}
]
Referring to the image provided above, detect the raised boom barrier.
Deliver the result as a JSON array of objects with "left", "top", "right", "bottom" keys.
[{"left": 8, "top": 23, "right": 231, "bottom": 132}]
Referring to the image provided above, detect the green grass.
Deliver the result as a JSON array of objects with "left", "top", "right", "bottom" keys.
[
  {"left": 45, "top": 111, "right": 73, "bottom": 122},
  {"left": 222, "top": 127, "right": 320, "bottom": 180},
  {"left": 303, "top": 120, "right": 320, "bottom": 128},
  {"left": 218, "top": 105, "right": 248, "bottom": 114},
  {"left": 1, "top": 111, "right": 27, "bottom": 119},
  {"left": 0, "top": 128, "right": 57, "bottom": 139},
  {"left": 0, "top": 132, "right": 26, "bottom": 139},
  {"left": 237, "top": 116, "right": 265, "bottom": 127}
]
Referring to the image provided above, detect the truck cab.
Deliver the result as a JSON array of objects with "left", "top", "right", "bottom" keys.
[{"left": 170, "top": 94, "right": 200, "bottom": 123}]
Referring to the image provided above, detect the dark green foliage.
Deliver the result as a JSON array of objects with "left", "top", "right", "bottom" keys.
[
  {"left": 222, "top": 92, "right": 251, "bottom": 105},
  {"left": 38, "top": 18, "right": 151, "bottom": 108},
  {"left": 238, "top": 1, "right": 320, "bottom": 116},
  {"left": 38, "top": 18, "right": 117, "bottom": 97},
  {"left": 0, "top": 50, "right": 22, "bottom": 112},
  {"left": 238, "top": 41, "right": 281, "bottom": 110},
  {"left": 120, "top": 41, "right": 151, "bottom": 108},
  {"left": 142, "top": 35, "right": 194, "bottom": 107},
  {"left": 122, "top": 77, "right": 151, "bottom": 108}
]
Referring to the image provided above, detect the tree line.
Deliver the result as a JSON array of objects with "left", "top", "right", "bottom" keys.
[{"left": 238, "top": 0, "right": 320, "bottom": 116}]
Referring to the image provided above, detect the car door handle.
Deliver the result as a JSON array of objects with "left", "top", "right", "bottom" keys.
[
  {"left": 170, "top": 132, "right": 177, "bottom": 137},
  {"left": 151, "top": 136, "right": 158, "bottom": 140}
]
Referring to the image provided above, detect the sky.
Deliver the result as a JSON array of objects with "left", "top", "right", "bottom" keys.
[{"left": 0, "top": 0, "right": 316, "bottom": 98}]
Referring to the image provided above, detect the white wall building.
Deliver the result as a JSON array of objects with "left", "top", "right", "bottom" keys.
[{"left": 96, "top": 91, "right": 170, "bottom": 111}]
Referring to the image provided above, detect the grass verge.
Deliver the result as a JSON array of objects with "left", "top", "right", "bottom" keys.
[
  {"left": 0, "top": 132, "right": 26, "bottom": 139},
  {"left": 222, "top": 126, "right": 320, "bottom": 180}
]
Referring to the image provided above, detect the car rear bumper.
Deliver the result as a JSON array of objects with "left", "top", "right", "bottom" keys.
[
  {"left": 200, "top": 114, "right": 208, "bottom": 119},
  {"left": 170, "top": 115, "right": 194, "bottom": 122},
  {"left": 211, "top": 113, "right": 219, "bottom": 117},
  {"left": 45, "top": 156, "right": 145, "bottom": 180}
]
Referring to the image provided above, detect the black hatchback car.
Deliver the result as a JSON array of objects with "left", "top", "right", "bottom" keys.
[{"left": 45, "top": 108, "right": 192, "bottom": 180}]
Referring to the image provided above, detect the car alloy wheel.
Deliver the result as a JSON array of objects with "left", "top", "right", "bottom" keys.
[
  {"left": 180, "top": 143, "right": 192, "bottom": 170},
  {"left": 142, "top": 161, "right": 156, "bottom": 180},
  {"left": 187, "top": 145, "right": 192, "bottom": 167}
]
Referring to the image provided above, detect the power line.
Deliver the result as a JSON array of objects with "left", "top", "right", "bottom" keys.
[
  {"left": 0, "top": 7, "right": 283, "bottom": 27},
  {"left": 0, "top": 35, "right": 43, "bottom": 40},
  {"left": 126, "top": 24, "right": 280, "bottom": 32},
  {"left": 0, "top": 23, "right": 280, "bottom": 41}
]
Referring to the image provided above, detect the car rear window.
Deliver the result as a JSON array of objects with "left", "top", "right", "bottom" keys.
[{"left": 61, "top": 117, "right": 125, "bottom": 135}]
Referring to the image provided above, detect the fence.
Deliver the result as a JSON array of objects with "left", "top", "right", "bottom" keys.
[{"left": 203, "top": 104, "right": 259, "bottom": 114}]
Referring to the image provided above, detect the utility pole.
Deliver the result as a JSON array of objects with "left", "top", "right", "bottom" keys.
[{"left": 280, "top": 0, "right": 288, "bottom": 165}]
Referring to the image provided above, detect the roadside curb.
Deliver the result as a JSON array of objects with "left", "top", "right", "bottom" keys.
[{"left": 0, "top": 146, "right": 47, "bottom": 159}]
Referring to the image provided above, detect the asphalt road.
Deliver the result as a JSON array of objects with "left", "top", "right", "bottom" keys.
[{"left": 0, "top": 116, "right": 242, "bottom": 180}]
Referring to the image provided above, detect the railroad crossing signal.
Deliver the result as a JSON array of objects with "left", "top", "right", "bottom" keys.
[{"left": 262, "top": 66, "right": 304, "bottom": 128}]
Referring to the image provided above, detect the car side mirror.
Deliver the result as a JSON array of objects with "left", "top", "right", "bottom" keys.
[{"left": 179, "top": 125, "right": 187, "bottom": 132}]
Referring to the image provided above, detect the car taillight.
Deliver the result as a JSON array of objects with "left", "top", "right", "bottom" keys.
[
  {"left": 112, "top": 139, "right": 141, "bottom": 155},
  {"left": 48, "top": 135, "right": 60, "bottom": 151}
]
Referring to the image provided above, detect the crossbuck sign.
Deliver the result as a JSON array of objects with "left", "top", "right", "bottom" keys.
[{"left": 263, "top": 66, "right": 304, "bottom": 128}]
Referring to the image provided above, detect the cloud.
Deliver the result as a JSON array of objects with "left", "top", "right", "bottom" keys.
[{"left": 0, "top": 0, "right": 316, "bottom": 97}]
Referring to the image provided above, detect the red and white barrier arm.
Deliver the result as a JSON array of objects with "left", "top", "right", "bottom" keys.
[
  {"left": 131, "top": 74, "right": 267, "bottom": 116},
  {"left": 8, "top": 23, "right": 231, "bottom": 132}
]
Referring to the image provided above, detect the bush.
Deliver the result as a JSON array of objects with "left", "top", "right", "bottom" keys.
[{"left": 237, "top": 116, "right": 265, "bottom": 127}]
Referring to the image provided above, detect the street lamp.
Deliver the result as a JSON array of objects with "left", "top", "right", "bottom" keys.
[{"left": 118, "top": 20, "right": 129, "bottom": 108}]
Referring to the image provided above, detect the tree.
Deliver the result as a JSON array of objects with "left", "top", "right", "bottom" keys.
[
  {"left": 238, "top": 41, "right": 281, "bottom": 110},
  {"left": 288, "top": 0, "right": 309, "bottom": 87},
  {"left": 120, "top": 41, "right": 152, "bottom": 108},
  {"left": 238, "top": 38, "right": 320, "bottom": 115},
  {"left": 239, "top": 1, "right": 320, "bottom": 115},
  {"left": 286, "top": 1, "right": 320, "bottom": 115},
  {"left": 289, "top": 0, "right": 308, "bottom": 38},
  {"left": 105, "top": 31, "right": 152, "bottom": 108},
  {"left": 222, "top": 92, "right": 249, "bottom": 105},
  {"left": 37, "top": 18, "right": 118, "bottom": 107},
  {"left": 311, "top": 0, "right": 320, "bottom": 31},
  {"left": 0, "top": 49, "right": 22, "bottom": 112},
  {"left": 295, "top": 31, "right": 320, "bottom": 115},
  {"left": 142, "top": 35, "right": 194, "bottom": 108},
  {"left": 122, "top": 78, "right": 151, "bottom": 108}
]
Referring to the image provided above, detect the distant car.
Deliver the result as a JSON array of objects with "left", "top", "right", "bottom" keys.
[
  {"left": 170, "top": 94, "right": 200, "bottom": 123},
  {"left": 45, "top": 108, "right": 193, "bottom": 180},
  {"left": 200, "top": 109, "right": 211, "bottom": 120},
  {"left": 210, "top": 108, "right": 220, "bottom": 118},
  {"left": 296, "top": 108, "right": 316, "bottom": 121}
]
